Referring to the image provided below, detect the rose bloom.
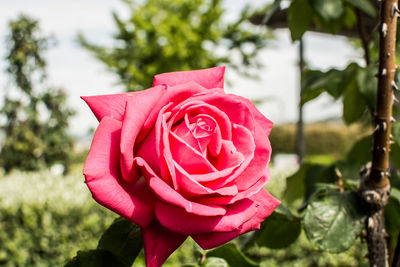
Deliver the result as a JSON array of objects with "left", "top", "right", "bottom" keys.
[{"left": 82, "top": 67, "right": 280, "bottom": 267}]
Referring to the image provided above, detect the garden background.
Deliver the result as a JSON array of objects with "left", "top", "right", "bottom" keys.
[{"left": 0, "top": 0, "right": 398, "bottom": 266}]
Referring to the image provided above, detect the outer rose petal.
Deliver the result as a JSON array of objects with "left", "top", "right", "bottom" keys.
[
  {"left": 135, "top": 157, "right": 226, "bottom": 216},
  {"left": 83, "top": 117, "right": 155, "bottom": 228},
  {"left": 155, "top": 197, "right": 258, "bottom": 235},
  {"left": 153, "top": 66, "right": 225, "bottom": 89},
  {"left": 243, "top": 97, "right": 273, "bottom": 136},
  {"left": 81, "top": 85, "right": 164, "bottom": 122},
  {"left": 192, "top": 189, "right": 281, "bottom": 249},
  {"left": 143, "top": 220, "right": 187, "bottom": 267},
  {"left": 233, "top": 124, "right": 272, "bottom": 191},
  {"left": 120, "top": 87, "right": 166, "bottom": 182}
]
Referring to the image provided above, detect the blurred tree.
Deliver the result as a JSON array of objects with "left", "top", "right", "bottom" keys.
[
  {"left": 0, "top": 15, "right": 75, "bottom": 174},
  {"left": 78, "top": 0, "right": 271, "bottom": 92}
]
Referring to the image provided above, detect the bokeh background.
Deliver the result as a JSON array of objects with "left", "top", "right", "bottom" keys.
[{"left": 0, "top": 0, "right": 395, "bottom": 266}]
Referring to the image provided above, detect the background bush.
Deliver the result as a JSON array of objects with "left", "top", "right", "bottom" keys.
[
  {"left": 0, "top": 165, "right": 368, "bottom": 267},
  {"left": 269, "top": 122, "right": 368, "bottom": 157}
]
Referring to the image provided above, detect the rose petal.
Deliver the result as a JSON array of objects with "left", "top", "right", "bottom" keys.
[
  {"left": 135, "top": 157, "right": 226, "bottom": 216},
  {"left": 179, "top": 90, "right": 255, "bottom": 133},
  {"left": 83, "top": 117, "right": 155, "bottom": 228},
  {"left": 81, "top": 85, "right": 164, "bottom": 122},
  {"left": 173, "top": 160, "right": 238, "bottom": 198},
  {"left": 170, "top": 131, "right": 217, "bottom": 174},
  {"left": 195, "top": 174, "right": 268, "bottom": 205},
  {"left": 232, "top": 123, "right": 272, "bottom": 191},
  {"left": 192, "top": 189, "right": 281, "bottom": 249},
  {"left": 171, "top": 114, "right": 202, "bottom": 153},
  {"left": 153, "top": 66, "right": 225, "bottom": 89},
  {"left": 120, "top": 88, "right": 166, "bottom": 182},
  {"left": 208, "top": 140, "right": 245, "bottom": 171},
  {"left": 137, "top": 81, "right": 209, "bottom": 143},
  {"left": 155, "top": 197, "right": 257, "bottom": 235},
  {"left": 200, "top": 124, "right": 255, "bottom": 187},
  {"left": 143, "top": 220, "right": 187, "bottom": 267},
  {"left": 243, "top": 97, "right": 273, "bottom": 136},
  {"left": 137, "top": 104, "right": 175, "bottom": 186},
  {"left": 168, "top": 94, "right": 232, "bottom": 141}
]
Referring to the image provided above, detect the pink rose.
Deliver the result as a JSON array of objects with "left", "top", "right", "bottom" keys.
[{"left": 82, "top": 67, "right": 280, "bottom": 267}]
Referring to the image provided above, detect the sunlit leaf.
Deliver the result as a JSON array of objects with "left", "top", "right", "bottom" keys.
[
  {"left": 288, "top": 0, "right": 314, "bottom": 40},
  {"left": 345, "top": 0, "right": 377, "bottom": 17},
  {"left": 202, "top": 257, "right": 230, "bottom": 267},
  {"left": 304, "top": 190, "right": 366, "bottom": 253},
  {"left": 311, "top": 0, "right": 344, "bottom": 21},
  {"left": 207, "top": 243, "right": 258, "bottom": 267}
]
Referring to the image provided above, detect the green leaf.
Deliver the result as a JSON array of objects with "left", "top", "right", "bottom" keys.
[
  {"left": 301, "top": 64, "right": 359, "bottom": 105},
  {"left": 284, "top": 163, "right": 336, "bottom": 205},
  {"left": 384, "top": 196, "right": 400, "bottom": 265},
  {"left": 343, "top": 77, "right": 367, "bottom": 124},
  {"left": 390, "top": 141, "right": 400, "bottom": 170},
  {"left": 357, "top": 66, "right": 377, "bottom": 110},
  {"left": 392, "top": 121, "right": 400, "bottom": 145},
  {"left": 64, "top": 249, "right": 127, "bottom": 267},
  {"left": 311, "top": 0, "right": 344, "bottom": 21},
  {"left": 202, "top": 257, "right": 230, "bottom": 267},
  {"left": 207, "top": 243, "right": 258, "bottom": 267},
  {"left": 346, "top": 135, "right": 372, "bottom": 164},
  {"left": 97, "top": 217, "right": 142, "bottom": 266},
  {"left": 345, "top": 0, "right": 377, "bottom": 17},
  {"left": 304, "top": 190, "right": 366, "bottom": 253},
  {"left": 284, "top": 164, "right": 309, "bottom": 204},
  {"left": 391, "top": 188, "right": 400, "bottom": 202},
  {"left": 334, "top": 161, "right": 362, "bottom": 182},
  {"left": 385, "top": 195, "right": 400, "bottom": 240},
  {"left": 390, "top": 122, "right": 400, "bottom": 169},
  {"left": 244, "top": 204, "right": 301, "bottom": 249},
  {"left": 288, "top": 0, "right": 314, "bottom": 41},
  {"left": 301, "top": 70, "right": 328, "bottom": 105}
]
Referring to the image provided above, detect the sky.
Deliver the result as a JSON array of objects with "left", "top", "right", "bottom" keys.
[{"left": 0, "top": 0, "right": 363, "bottom": 138}]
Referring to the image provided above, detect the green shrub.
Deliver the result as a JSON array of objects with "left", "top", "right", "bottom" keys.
[
  {"left": 269, "top": 123, "right": 368, "bottom": 157},
  {"left": 0, "top": 168, "right": 116, "bottom": 266}
]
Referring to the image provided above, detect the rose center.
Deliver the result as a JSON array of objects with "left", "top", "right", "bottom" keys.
[{"left": 191, "top": 116, "right": 216, "bottom": 138}]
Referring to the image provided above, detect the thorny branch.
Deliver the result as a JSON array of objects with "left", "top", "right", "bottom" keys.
[{"left": 359, "top": 1, "right": 398, "bottom": 267}]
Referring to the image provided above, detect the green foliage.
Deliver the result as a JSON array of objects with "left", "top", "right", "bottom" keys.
[
  {"left": 304, "top": 190, "right": 366, "bottom": 253},
  {"left": 97, "top": 217, "right": 143, "bottom": 266},
  {"left": 0, "top": 15, "right": 74, "bottom": 173},
  {"left": 65, "top": 250, "right": 127, "bottom": 267},
  {"left": 207, "top": 243, "right": 258, "bottom": 267},
  {"left": 286, "top": 0, "right": 375, "bottom": 41},
  {"left": 0, "top": 168, "right": 116, "bottom": 267},
  {"left": 287, "top": 0, "right": 313, "bottom": 41},
  {"left": 344, "top": 0, "right": 376, "bottom": 17},
  {"left": 301, "top": 64, "right": 377, "bottom": 125},
  {"left": 269, "top": 122, "right": 366, "bottom": 156},
  {"left": 244, "top": 205, "right": 301, "bottom": 250},
  {"left": 202, "top": 257, "right": 229, "bottom": 267},
  {"left": 78, "top": 0, "right": 270, "bottom": 92},
  {"left": 66, "top": 217, "right": 143, "bottom": 267}
]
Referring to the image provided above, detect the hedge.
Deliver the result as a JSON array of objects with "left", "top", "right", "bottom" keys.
[{"left": 269, "top": 123, "right": 368, "bottom": 157}]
